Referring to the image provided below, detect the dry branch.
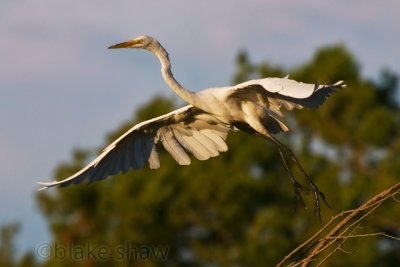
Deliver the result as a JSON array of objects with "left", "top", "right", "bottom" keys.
[{"left": 276, "top": 182, "right": 400, "bottom": 267}]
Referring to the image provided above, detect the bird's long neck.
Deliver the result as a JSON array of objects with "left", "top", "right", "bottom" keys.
[{"left": 153, "top": 44, "right": 200, "bottom": 107}]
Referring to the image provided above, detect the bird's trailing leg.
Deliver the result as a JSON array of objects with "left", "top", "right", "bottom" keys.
[
  {"left": 275, "top": 144, "right": 309, "bottom": 210},
  {"left": 266, "top": 135, "right": 331, "bottom": 219}
]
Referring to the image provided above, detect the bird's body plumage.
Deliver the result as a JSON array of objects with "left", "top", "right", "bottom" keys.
[{"left": 38, "top": 35, "right": 346, "bottom": 205}]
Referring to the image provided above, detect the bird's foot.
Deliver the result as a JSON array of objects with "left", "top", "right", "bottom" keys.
[
  {"left": 307, "top": 181, "right": 331, "bottom": 220},
  {"left": 292, "top": 178, "right": 330, "bottom": 220},
  {"left": 285, "top": 144, "right": 331, "bottom": 218},
  {"left": 288, "top": 161, "right": 331, "bottom": 219},
  {"left": 292, "top": 181, "right": 310, "bottom": 211},
  {"left": 266, "top": 135, "right": 331, "bottom": 218}
]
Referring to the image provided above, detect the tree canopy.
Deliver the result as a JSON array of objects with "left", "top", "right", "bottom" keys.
[{"left": 3, "top": 44, "right": 399, "bottom": 266}]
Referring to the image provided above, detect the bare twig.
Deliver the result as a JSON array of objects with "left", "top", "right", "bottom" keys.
[
  {"left": 276, "top": 182, "right": 400, "bottom": 267},
  {"left": 325, "top": 232, "right": 400, "bottom": 242}
]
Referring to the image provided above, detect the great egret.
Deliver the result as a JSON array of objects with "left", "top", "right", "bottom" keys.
[{"left": 38, "top": 35, "right": 345, "bottom": 214}]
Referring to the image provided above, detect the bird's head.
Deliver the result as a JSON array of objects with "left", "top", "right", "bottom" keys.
[{"left": 108, "top": 35, "right": 158, "bottom": 50}]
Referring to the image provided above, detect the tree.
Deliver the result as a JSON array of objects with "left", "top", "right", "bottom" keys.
[
  {"left": 0, "top": 224, "right": 19, "bottom": 267},
  {"left": 36, "top": 44, "right": 400, "bottom": 266},
  {"left": 0, "top": 224, "right": 37, "bottom": 267}
]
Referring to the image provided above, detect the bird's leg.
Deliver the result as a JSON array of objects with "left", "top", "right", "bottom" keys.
[
  {"left": 275, "top": 144, "right": 308, "bottom": 210},
  {"left": 267, "top": 136, "right": 330, "bottom": 219}
]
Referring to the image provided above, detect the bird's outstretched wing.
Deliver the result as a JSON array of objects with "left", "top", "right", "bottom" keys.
[
  {"left": 38, "top": 105, "right": 230, "bottom": 190},
  {"left": 227, "top": 77, "right": 346, "bottom": 134},
  {"left": 231, "top": 76, "right": 346, "bottom": 108}
]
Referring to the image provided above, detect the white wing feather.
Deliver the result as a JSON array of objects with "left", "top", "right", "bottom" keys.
[
  {"left": 231, "top": 77, "right": 346, "bottom": 109},
  {"left": 235, "top": 76, "right": 317, "bottom": 98},
  {"left": 161, "top": 129, "right": 191, "bottom": 165},
  {"left": 38, "top": 105, "right": 230, "bottom": 190},
  {"left": 234, "top": 76, "right": 345, "bottom": 100}
]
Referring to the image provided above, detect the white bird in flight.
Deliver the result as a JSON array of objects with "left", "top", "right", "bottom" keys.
[{"left": 38, "top": 35, "right": 345, "bottom": 213}]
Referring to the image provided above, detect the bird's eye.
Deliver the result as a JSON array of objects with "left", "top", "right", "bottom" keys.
[{"left": 132, "top": 39, "right": 143, "bottom": 45}]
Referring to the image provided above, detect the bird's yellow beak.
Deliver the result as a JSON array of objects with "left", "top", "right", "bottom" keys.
[{"left": 108, "top": 39, "right": 142, "bottom": 49}]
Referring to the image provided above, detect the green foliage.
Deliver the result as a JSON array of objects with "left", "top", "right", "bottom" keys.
[
  {"left": 0, "top": 224, "right": 38, "bottom": 267},
  {"left": 294, "top": 44, "right": 360, "bottom": 83},
  {"left": 31, "top": 44, "right": 400, "bottom": 266},
  {"left": 0, "top": 223, "right": 19, "bottom": 267}
]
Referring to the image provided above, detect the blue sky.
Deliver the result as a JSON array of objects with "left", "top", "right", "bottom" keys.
[{"left": 1, "top": 0, "right": 399, "bottom": 256}]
